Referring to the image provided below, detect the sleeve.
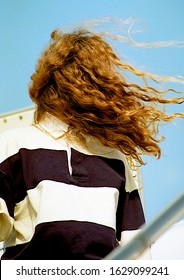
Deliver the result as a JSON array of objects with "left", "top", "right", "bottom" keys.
[
  {"left": 115, "top": 152, "right": 151, "bottom": 259},
  {"left": 116, "top": 187, "right": 151, "bottom": 259},
  {"left": 116, "top": 187, "right": 145, "bottom": 241},
  {"left": 0, "top": 170, "right": 14, "bottom": 241},
  {"left": 0, "top": 132, "right": 15, "bottom": 241}
]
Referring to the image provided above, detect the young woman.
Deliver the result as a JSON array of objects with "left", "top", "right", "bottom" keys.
[{"left": 0, "top": 28, "right": 183, "bottom": 259}]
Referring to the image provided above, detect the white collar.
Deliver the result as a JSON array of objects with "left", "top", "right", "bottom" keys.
[{"left": 36, "top": 113, "right": 69, "bottom": 139}]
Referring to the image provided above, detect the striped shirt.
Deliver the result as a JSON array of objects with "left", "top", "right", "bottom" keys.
[{"left": 0, "top": 114, "right": 145, "bottom": 259}]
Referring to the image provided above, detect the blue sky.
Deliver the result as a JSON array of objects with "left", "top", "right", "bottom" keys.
[{"left": 0, "top": 0, "right": 184, "bottom": 221}]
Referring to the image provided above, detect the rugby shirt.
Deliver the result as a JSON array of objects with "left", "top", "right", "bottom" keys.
[{"left": 0, "top": 114, "right": 145, "bottom": 260}]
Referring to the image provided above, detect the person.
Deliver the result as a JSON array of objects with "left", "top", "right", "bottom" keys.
[{"left": 0, "top": 28, "right": 183, "bottom": 260}]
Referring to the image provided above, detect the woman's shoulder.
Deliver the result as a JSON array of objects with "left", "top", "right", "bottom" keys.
[
  {"left": 0, "top": 125, "right": 39, "bottom": 162},
  {"left": 0, "top": 125, "right": 36, "bottom": 139}
]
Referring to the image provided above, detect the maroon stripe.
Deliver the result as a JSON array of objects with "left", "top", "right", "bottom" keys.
[
  {"left": 0, "top": 148, "right": 125, "bottom": 206},
  {"left": 2, "top": 221, "right": 119, "bottom": 260}
]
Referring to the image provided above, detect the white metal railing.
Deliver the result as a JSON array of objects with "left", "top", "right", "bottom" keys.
[
  {"left": 0, "top": 106, "right": 35, "bottom": 133},
  {"left": 105, "top": 190, "right": 184, "bottom": 260}
]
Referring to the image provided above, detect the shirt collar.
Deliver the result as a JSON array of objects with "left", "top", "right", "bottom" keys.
[{"left": 36, "top": 113, "right": 69, "bottom": 139}]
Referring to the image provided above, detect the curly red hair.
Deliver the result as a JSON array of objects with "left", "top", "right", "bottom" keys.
[{"left": 29, "top": 29, "right": 184, "bottom": 166}]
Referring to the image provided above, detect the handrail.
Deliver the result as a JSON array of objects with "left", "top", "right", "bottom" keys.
[
  {"left": 0, "top": 106, "right": 35, "bottom": 118},
  {"left": 105, "top": 190, "right": 184, "bottom": 260}
]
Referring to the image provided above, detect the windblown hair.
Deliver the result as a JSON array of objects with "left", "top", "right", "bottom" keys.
[{"left": 29, "top": 29, "right": 184, "bottom": 166}]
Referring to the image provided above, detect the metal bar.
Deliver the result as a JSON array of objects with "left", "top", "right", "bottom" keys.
[
  {"left": 0, "top": 106, "right": 35, "bottom": 118},
  {"left": 105, "top": 190, "right": 184, "bottom": 260}
]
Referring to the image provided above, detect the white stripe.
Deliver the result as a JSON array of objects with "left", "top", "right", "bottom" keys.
[
  {"left": 67, "top": 146, "right": 72, "bottom": 175},
  {"left": 3, "top": 182, "right": 119, "bottom": 246},
  {"left": 31, "top": 180, "right": 119, "bottom": 230}
]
